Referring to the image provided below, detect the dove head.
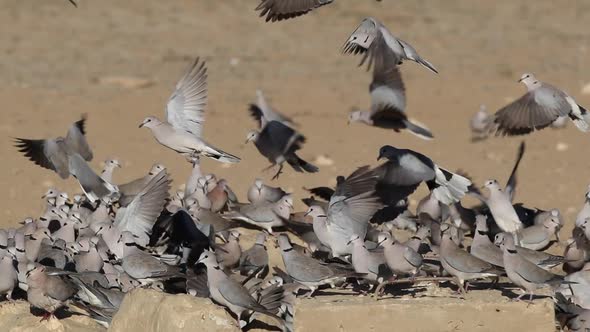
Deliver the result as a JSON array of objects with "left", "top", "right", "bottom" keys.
[
  {"left": 245, "top": 130, "right": 259, "bottom": 144},
  {"left": 544, "top": 216, "right": 561, "bottom": 231},
  {"left": 346, "top": 234, "right": 362, "bottom": 246},
  {"left": 377, "top": 145, "right": 399, "bottom": 161},
  {"left": 196, "top": 250, "right": 218, "bottom": 267},
  {"left": 304, "top": 206, "right": 327, "bottom": 219},
  {"left": 483, "top": 179, "right": 500, "bottom": 191},
  {"left": 42, "top": 188, "right": 58, "bottom": 199},
  {"left": 277, "top": 234, "right": 293, "bottom": 251},
  {"left": 377, "top": 232, "right": 393, "bottom": 246},
  {"left": 31, "top": 228, "right": 52, "bottom": 242},
  {"left": 26, "top": 263, "right": 45, "bottom": 281},
  {"left": 229, "top": 230, "right": 241, "bottom": 241},
  {"left": 277, "top": 194, "right": 294, "bottom": 211},
  {"left": 494, "top": 232, "right": 516, "bottom": 251},
  {"left": 518, "top": 73, "right": 539, "bottom": 89},
  {"left": 20, "top": 217, "right": 34, "bottom": 225},
  {"left": 104, "top": 159, "right": 121, "bottom": 169},
  {"left": 253, "top": 178, "right": 264, "bottom": 191},
  {"left": 149, "top": 163, "right": 166, "bottom": 176},
  {"left": 139, "top": 116, "right": 161, "bottom": 129}
]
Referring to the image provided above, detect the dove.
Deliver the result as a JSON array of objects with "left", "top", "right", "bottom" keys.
[
  {"left": 249, "top": 90, "right": 295, "bottom": 128},
  {"left": 120, "top": 232, "right": 183, "bottom": 280},
  {"left": 100, "top": 159, "right": 121, "bottom": 183},
  {"left": 255, "top": 0, "right": 333, "bottom": 22},
  {"left": 311, "top": 166, "right": 382, "bottom": 257},
  {"left": 14, "top": 115, "right": 93, "bottom": 179},
  {"left": 496, "top": 232, "right": 570, "bottom": 302},
  {"left": 575, "top": 186, "right": 590, "bottom": 227},
  {"left": 139, "top": 58, "right": 240, "bottom": 164},
  {"left": 246, "top": 121, "right": 317, "bottom": 180},
  {"left": 118, "top": 163, "right": 166, "bottom": 206},
  {"left": 563, "top": 227, "right": 590, "bottom": 274},
  {"left": 403, "top": 225, "right": 431, "bottom": 253},
  {"left": 470, "top": 215, "right": 505, "bottom": 267},
  {"left": 184, "top": 156, "right": 202, "bottom": 197},
  {"left": 534, "top": 208, "right": 563, "bottom": 240},
  {"left": 114, "top": 169, "right": 170, "bottom": 246},
  {"left": 215, "top": 230, "right": 242, "bottom": 270},
  {"left": 223, "top": 195, "right": 293, "bottom": 233},
  {"left": 416, "top": 193, "right": 450, "bottom": 221},
  {"left": 490, "top": 73, "right": 589, "bottom": 135},
  {"left": 277, "top": 234, "right": 363, "bottom": 297},
  {"left": 348, "top": 33, "right": 433, "bottom": 140},
  {"left": 0, "top": 255, "right": 17, "bottom": 300},
  {"left": 74, "top": 240, "right": 103, "bottom": 273},
  {"left": 440, "top": 223, "right": 502, "bottom": 294},
  {"left": 247, "top": 178, "right": 287, "bottom": 204},
  {"left": 375, "top": 145, "right": 471, "bottom": 205},
  {"left": 554, "top": 292, "right": 590, "bottom": 332},
  {"left": 196, "top": 250, "right": 285, "bottom": 330},
  {"left": 26, "top": 228, "right": 53, "bottom": 262},
  {"left": 470, "top": 105, "right": 493, "bottom": 141},
  {"left": 69, "top": 154, "right": 119, "bottom": 203},
  {"left": 207, "top": 179, "right": 230, "bottom": 213},
  {"left": 343, "top": 17, "right": 438, "bottom": 73},
  {"left": 239, "top": 233, "right": 269, "bottom": 277},
  {"left": 26, "top": 264, "right": 76, "bottom": 320},
  {"left": 516, "top": 215, "right": 560, "bottom": 251},
  {"left": 378, "top": 232, "right": 422, "bottom": 278},
  {"left": 347, "top": 234, "right": 389, "bottom": 283}
]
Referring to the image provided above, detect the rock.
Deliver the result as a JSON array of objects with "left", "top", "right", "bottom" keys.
[
  {"left": 556, "top": 142, "right": 569, "bottom": 152},
  {"left": 294, "top": 289, "right": 556, "bottom": 332},
  {"left": 93, "top": 76, "right": 154, "bottom": 89},
  {"left": 0, "top": 300, "right": 105, "bottom": 332},
  {"left": 109, "top": 289, "right": 238, "bottom": 332}
]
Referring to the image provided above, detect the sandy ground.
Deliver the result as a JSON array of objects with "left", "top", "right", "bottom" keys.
[{"left": 1, "top": 1, "right": 590, "bottom": 241}]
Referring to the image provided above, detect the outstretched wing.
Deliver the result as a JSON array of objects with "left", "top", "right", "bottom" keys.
[{"left": 166, "top": 58, "right": 208, "bottom": 137}]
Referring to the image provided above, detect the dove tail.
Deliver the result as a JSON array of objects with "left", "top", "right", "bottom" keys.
[
  {"left": 402, "top": 119, "right": 434, "bottom": 140},
  {"left": 416, "top": 57, "right": 439, "bottom": 74},
  {"left": 432, "top": 166, "right": 471, "bottom": 204},
  {"left": 288, "top": 155, "right": 319, "bottom": 173},
  {"left": 203, "top": 146, "right": 241, "bottom": 164}
]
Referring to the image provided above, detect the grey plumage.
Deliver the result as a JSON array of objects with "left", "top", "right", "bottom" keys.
[
  {"left": 247, "top": 178, "right": 287, "bottom": 204},
  {"left": 239, "top": 233, "right": 269, "bottom": 276},
  {"left": 496, "top": 232, "right": 569, "bottom": 301},
  {"left": 348, "top": 35, "right": 433, "bottom": 140},
  {"left": 278, "top": 234, "right": 363, "bottom": 297},
  {"left": 343, "top": 17, "right": 438, "bottom": 73},
  {"left": 255, "top": 0, "right": 333, "bottom": 22},
  {"left": 379, "top": 232, "right": 422, "bottom": 278},
  {"left": 490, "top": 73, "right": 589, "bottom": 136},
  {"left": 223, "top": 195, "right": 293, "bottom": 233},
  {"left": 140, "top": 58, "right": 240, "bottom": 164}
]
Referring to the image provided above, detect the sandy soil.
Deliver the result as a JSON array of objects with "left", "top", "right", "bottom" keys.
[{"left": 1, "top": 1, "right": 590, "bottom": 239}]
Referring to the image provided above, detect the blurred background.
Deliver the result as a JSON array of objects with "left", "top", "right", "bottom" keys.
[{"left": 1, "top": 0, "right": 589, "bottom": 237}]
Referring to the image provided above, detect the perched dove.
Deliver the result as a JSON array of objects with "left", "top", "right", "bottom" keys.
[
  {"left": 100, "top": 159, "right": 121, "bottom": 183},
  {"left": 197, "top": 250, "right": 285, "bottom": 329},
  {"left": 348, "top": 36, "right": 433, "bottom": 140},
  {"left": 239, "top": 233, "right": 269, "bottom": 276},
  {"left": 139, "top": 58, "right": 240, "bottom": 163},
  {"left": 277, "top": 234, "right": 363, "bottom": 296},
  {"left": 516, "top": 215, "right": 560, "bottom": 251},
  {"left": 343, "top": 17, "right": 438, "bottom": 73},
  {"left": 347, "top": 234, "right": 389, "bottom": 283},
  {"left": 247, "top": 178, "right": 287, "bottom": 204},
  {"left": 575, "top": 186, "right": 590, "bottom": 227},
  {"left": 215, "top": 230, "right": 242, "bottom": 270},
  {"left": 378, "top": 232, "right": 422, "bottom": 278},
  {"left": 490, "top": 73, "right": 589, "bottom": 136},
  {"left": 0, "top": 255, "right": 17, "bottom": 300},
  {"left": 440, "top": 223, "right": 502, "bottom": 294},
  {"left": 496, "top": 232, "right": 569, "bottom": 301},
  {"left": 26, "top": 264, "right": 76, "bottom": 319},
  {"left": 223, "top": 195, "right": 293, "bottom": 233}
]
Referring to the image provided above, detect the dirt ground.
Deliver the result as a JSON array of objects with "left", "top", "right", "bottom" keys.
[{"left": 1, "top": 1, "right": 590, "bottom": 247}]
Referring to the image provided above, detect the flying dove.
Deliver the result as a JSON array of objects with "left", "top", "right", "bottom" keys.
[
  {"left": 139, "top": 58, "right": 240, "bottom": 163},
  {"left": 343, "top": 17, "right": 438, "bottom": 73},
  {"left": 375, "top": 145, "right": 471, "bottom": 205},
  {"left": 490, "top": 73, "right": 589, "bottom": 136},
  {"left": 348, "top": 33, "right": 433, "bottom": 140},
  {"left": 223, "top": 195, "right": 293, "bottom": 233},
  {"left": 14, "top": 115, "right": 93, "bottom": 179},
  {"left": 255, "top": 0, "right": 333, "bottom": 22}
]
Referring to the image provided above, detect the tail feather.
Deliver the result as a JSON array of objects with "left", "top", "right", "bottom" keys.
[
  {"left": 203, "top": 145, "right": 241, "bottom": 163},
  {"left": 288, "top": 155, "right": 318, "bottom": 173},
  {"left": 402, "top": 119, "right": 434, "bottom": 140},
  {"left": 432, "top": 166, "right": 471, "bottom": 204},
  {"left": 416, "top": 57, "right": 439, "bottom": 74}
]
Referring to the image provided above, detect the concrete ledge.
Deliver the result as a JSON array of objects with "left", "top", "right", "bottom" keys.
[
  {"left": 109, "top": 289, "right": 239, "bottom": 332},
  {"left": 294, "top": 289, "right": 556, "bottom": 332}
]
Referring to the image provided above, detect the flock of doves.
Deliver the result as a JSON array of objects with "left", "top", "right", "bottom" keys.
[{"left": 5, "top": 1, "right": 590, "bottom": 331}]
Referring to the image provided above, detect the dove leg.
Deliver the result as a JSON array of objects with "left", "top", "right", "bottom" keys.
[
  {"left": 304, "top": 286, "right": 317, "bottom": 298},
  {"left": 271, "top": 164, "right": 284, "bottom": 181}
]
